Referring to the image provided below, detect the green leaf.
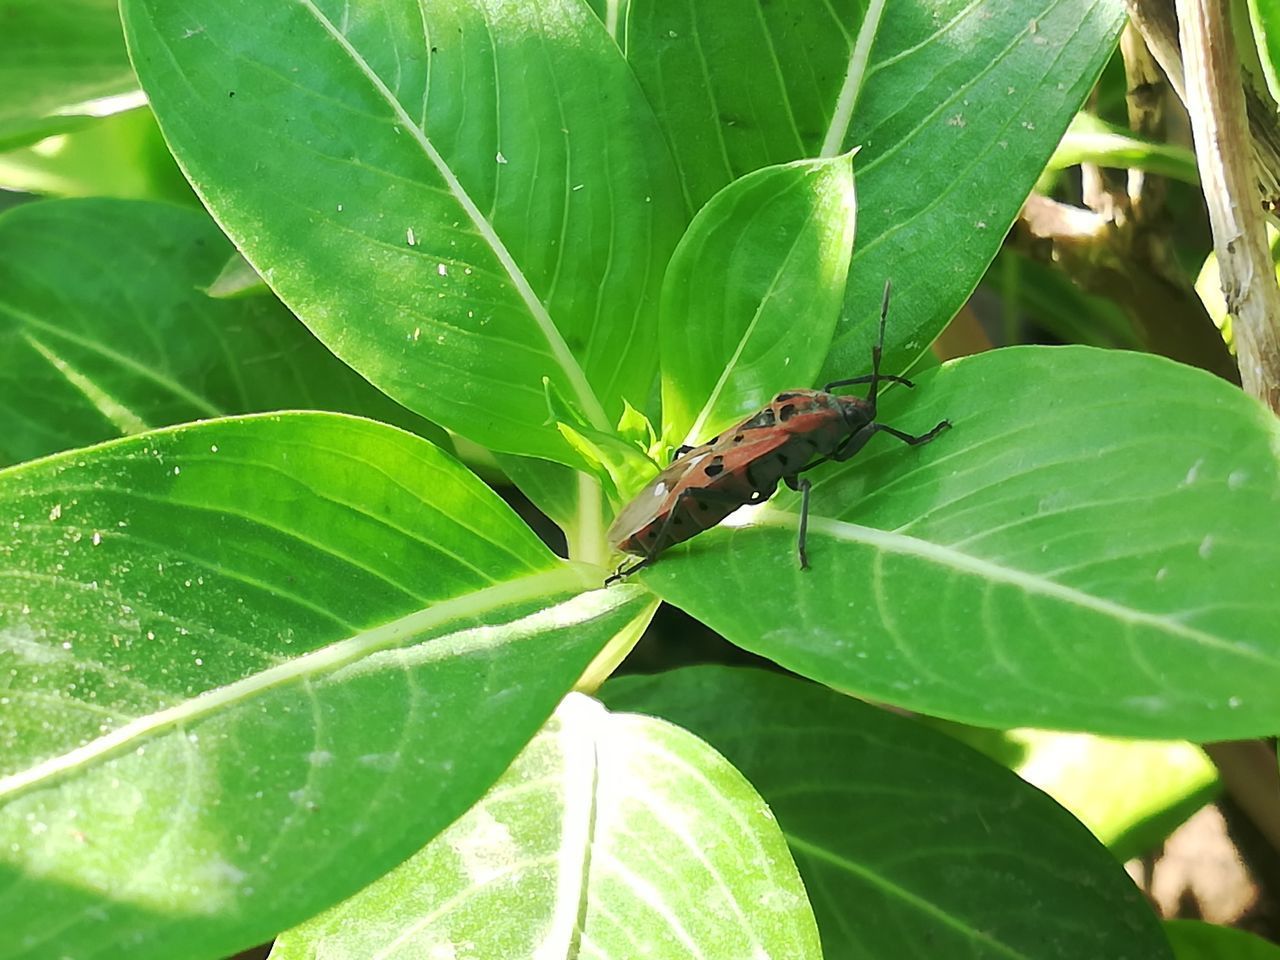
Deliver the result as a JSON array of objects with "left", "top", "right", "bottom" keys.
[
  {"left": 0, "top": 413, "right": 647, "bottom": 959},
  {"left": 0, "top": 0, "right": 137, "bottom": 146},
  {"left": 1247, "top": 0, "right": 1280, "bottom": 111},
  {"left": 947, "top": 727, "right": 1219, "bottom": 862},
  {"left": 660, "top": 155, "right": 857, "bottom": 449},
  {"left": 493, "top": 453, "right": 592, "bottom": 542},
  {"left": 603, "top": 666, "right": 1171, "bottom": 960},
  {"left": 204, "top": 252, "right": 270, "bottom": 299},
  {"left": 0, "top": 197, "right": 441, "bottom": 467},
  {"left": 635, "top": 347, "right": 1280, "bottom": 739},
  {"left": 0, "top": 107, "right": 191, "bottom": 203},
  {"left": 625, "top": 0, "right": 1126, "bottom": 380},
  {"left": 0, "top": 114, "right": 97, "bottom": 156},
  {"left": 273, "top": 692, "right": 820, "bottom": 959},
  {"left": 1166, "top": 919, "right": 1280, "bottom": 960},
  {"left": 1048, "top": 113, "right": 1200, "bottom": 184},
  {"left": 544, "top": 376, "right": 656, "bottom": 502},
  {"left": 122, "top": 0, "right": 687, "bottom": 466}
]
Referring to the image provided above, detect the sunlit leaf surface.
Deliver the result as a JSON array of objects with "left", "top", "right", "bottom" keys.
[
  {"left": 625, "top": 0, "right": 1126, "bottom": 378},
  {"left": 605, "top": 666, "right": 1172, "bottom": 960},
  {"left": 0, "top": 198, "right": 439, "bottom": 467},
  {"left": 273, "top": 693, "right": 820, "bottom": 960},
  {"left": 123, "top": 0, "right": 686, "bottom": 465},
  {"left": 0, "top": 413, "right": 645, "bottom": 959},
  {"left": 638, "top": 348, "right": 1280, "bottom": 739}
]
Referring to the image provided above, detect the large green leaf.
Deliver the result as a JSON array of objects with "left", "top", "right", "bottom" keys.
[
  {"left": 1247, "top": 0, "right": 1280, "bottom": 112},
  {"left": 0, "top": 108, "right": 192, "bottom": 203},
  {"left": 273, "top": 692, "right": 820, "bottom": 959},
  {"left": 1049, "top": 113, "right": 1200, "bottom": 185},
  {"left": 945, "top": 725, "right": 1219, "bottom": 863},
  {"left": 0, "top": 413, "right": 647, "bottom": 959},
  {"left": 122, "top": 0, "right": 686, "bottom": 466},
  {"left": 0, "top": 198, "right": 440, "bottom": 467},
  {"left": 1166, "top": 919, "right": 1280, "bottom": 960},
  {"left": 660, "top": 155, "right": 856, "bottom": 449},
  {"left": 634, "top": 347, "right": 1280, "bottom": 739},
  {"left": 603, "top": 666, "right": 1171, "bottom": 960},
  {"left": 625, "top": 0, "right": 1126, "bottom": 379},
  {"left": 0, "top": 0, "right": 138, "bottom": 150}
]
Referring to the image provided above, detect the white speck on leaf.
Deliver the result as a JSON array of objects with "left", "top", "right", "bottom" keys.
[
  {"left": 91, "top": 532, "right": 101, "bottom": 546},
  {"left": 1198, "top": 535, "right": 1214, "bottom": 558},
  {"left": 173, "top": 466, "right": 181, "bottom": 476},
  {"left": 1228, "top": 469, "right": 1248, "bottom": 489},
  {"left": 451, "top": 807, "right": 516, "bottom": 884},
  {"left": 48, "top": 504, "right": 62, "bottom": 521},
  {"left": 437, "top": 262, "right": 448, "bottom": 276},
  {"left": 0, "top": 625, "right": 57, "bottom": 664},
  {"left": 1183, "top": 458, "right": 1204, "bottom": 485},
  {"left": 495, "top": 151, "right": 508, "bottom": 164},
  {"left": 357, "top": 752, "right": 399, "bottom": 771},
  {"left": 406, "top": 227, "right": 416, "bottom": 246}
]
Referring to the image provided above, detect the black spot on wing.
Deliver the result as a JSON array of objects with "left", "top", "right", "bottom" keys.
[{"left": 779, "top": 403, "right": 797, "bottom": 421}]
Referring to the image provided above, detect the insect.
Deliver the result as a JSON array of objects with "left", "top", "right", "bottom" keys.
[{"left": 605, "top": 281, "right": 950, "bottom": 584}]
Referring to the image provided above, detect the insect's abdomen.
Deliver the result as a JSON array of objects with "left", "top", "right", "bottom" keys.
[{"left": 618, "top": 472, "right": 775, "bottom": 557}]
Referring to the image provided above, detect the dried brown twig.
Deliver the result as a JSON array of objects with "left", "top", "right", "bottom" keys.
[{"left": 1167, "top": 0, "right": 1280, "bottom": 412}]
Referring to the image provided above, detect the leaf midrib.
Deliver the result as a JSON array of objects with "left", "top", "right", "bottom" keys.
[
  {"left": 786, "top": 833, "right": 1034, "bottom": 960},
  {"left": 294, "top": 0, "right": 609, "bottom": 431},
  {"left": 0, "top": 566, "right": 595, "bottom": 802},
  {"left": 819, "top": 0, "right": 887, "bottom": 157},
  {"left": 757, "top": 511, "right": 1278, "bottom": 665}
]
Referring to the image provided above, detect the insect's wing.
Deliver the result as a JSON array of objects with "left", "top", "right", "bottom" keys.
[
  {"left": 704, "top": 430, "right": 795, "bottom": 481},
  {"left": 606, "top": 457, "right": 696, "bottom": 547}
]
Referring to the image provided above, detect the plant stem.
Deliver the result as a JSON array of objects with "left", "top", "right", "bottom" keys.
[{"left": 1176, "top": 0, "right": 1280, "bottom": 412}]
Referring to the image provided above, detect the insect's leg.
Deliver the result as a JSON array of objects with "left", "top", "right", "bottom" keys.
[
  {"left": 605, "top": 558, "right": 646, "bottom": 586},
  {"left": 828, "top": 423, "right": 879, "bottom": 463},
  {"left": 822, "top": 373, "right": 915, "bottom": 391},
  {"left": 829, "top": 418, "right": 951, "bottom": 463},
  {"left": 869, "top": 280, "right": 891, "bottom": 403},
  {"left": 783, "top": 475, "right": 813, "bottom": 569},
  {"left": 873, "top": 419, "right": 952, "bottom": 447}
]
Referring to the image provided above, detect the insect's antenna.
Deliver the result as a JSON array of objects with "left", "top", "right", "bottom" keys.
[{"left": 869, "top": 279, "right": 891, "bottom": 404}]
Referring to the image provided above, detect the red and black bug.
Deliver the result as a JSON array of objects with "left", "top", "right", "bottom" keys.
[{"left": 605, "top": 282, "right": 950, "bottom": 584}]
